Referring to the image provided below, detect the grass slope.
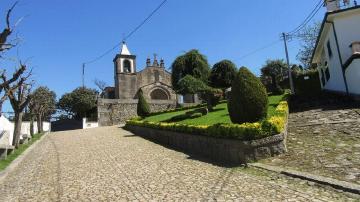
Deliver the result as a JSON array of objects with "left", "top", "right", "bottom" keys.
[
  {"left": 144, "top": 94, "right": 286, "bottom": 125},
  {"left": 0, "top": 133, "right": 44, "bottom": 171}
]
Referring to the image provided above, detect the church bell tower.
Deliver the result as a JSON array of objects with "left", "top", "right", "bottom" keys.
[
  {"left": 114, "top": 42, "right": 137, "bottom": 99},
  {"left": 114, "top": 41, "right": 136, "bottom": 74}
]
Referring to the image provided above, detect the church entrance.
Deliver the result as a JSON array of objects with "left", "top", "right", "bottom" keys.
[{"left": 150, "top": 89, "right": 169, "bottom": 100}]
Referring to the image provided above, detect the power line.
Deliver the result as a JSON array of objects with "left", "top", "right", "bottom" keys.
[
  {"left": 287, "top": 0, "right": 324, "bottom": 35},
  {"left": 238, "top": 39, "right": 282, "bottom": 60},
  {"left": 83, "top": 0, "right": 168, "bottom": 65}
]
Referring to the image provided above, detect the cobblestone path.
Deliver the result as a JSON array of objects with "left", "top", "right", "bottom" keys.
[
  {"left": 0, "top": 126, "right": 358, "bottom": 201},
  {"left": 262, "top": 107, "right": 360, "bottom": 185}
]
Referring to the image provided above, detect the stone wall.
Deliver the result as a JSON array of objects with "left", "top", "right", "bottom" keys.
[
  {"left": 98, "top": 99, "right": 176, "bottom": 126},
  {"left": 125, "top": 125, "right": 288, "bottom": 165}
]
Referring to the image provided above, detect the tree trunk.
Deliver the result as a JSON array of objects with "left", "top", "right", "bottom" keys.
[
  {"left": 37, "top": 114, "right": 42, "bottom": 133},
  {"left": 30, "top": 115, "right": 34, "bottom": 136},
  {"left": 40, "top": 116, "right": 43, "bottom": 133},
  {"left": 12, "top": 112, "right": 23, "bottom": 148}
]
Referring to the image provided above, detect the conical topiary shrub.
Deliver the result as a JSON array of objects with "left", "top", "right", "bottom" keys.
[
  {"left": 137, "top": 89, "right": 150, "bottom": 117},
  {"left": 228, "top": 67, "right": 268, "bottom": 124}
]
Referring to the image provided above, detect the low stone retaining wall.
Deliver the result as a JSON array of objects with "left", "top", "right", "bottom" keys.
[
  {"left": 98, "top": 99, "right": 177, "bottom": 126},
  {"left": 125, "top": 125, "right": 287, "bottom": 165}
]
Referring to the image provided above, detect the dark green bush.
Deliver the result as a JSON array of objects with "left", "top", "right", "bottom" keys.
[
  {"left": 168, "top": 114, "right": 189, "bottom": 122},
  {"left": 137, "top": 90, "right": 150, "bottom": 117},
  {"left": 190, "top": 112, "right": 203, "bottom": 119},
  {"left": 228, "top": 67, "right": 268, "bottom": 124}
]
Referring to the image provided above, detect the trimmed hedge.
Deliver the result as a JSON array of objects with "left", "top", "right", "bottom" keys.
[
  {"left": 126, "top": 101, "right": 288, "bottom": 141},
  {"left": 228, "top": 67, "right": 268, "bottom": 124},
  {"left": 137, "top": 90, "right": 150, "bottom": 117}
]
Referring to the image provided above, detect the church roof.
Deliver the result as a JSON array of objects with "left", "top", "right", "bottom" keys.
[{"left": 120, "top": 42, "right": 131, "bottom": 55}]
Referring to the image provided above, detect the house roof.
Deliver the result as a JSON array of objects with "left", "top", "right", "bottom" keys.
[{"left": 311, "top": 6, "right": 360, "bottom": 64}]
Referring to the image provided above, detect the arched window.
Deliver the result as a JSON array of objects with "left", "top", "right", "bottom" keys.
[
  {"left": 123, "top": 60, "right": 131, "bottom": 73},
  {"left": 150, "top": 89, "right": 169, "bottom": 100}
]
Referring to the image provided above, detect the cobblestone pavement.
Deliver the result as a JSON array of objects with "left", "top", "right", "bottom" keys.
[
  {"left": 0, "top": 126, "right": 359, "bottom": 201},
  {"left": 262, "top": 107, "right": 360, "bottom": 185}
]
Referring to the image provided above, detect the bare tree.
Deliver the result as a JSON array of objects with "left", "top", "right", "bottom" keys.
[
  {"left": 1, "top": 64, "right": 32, "bottom": 148},
  {"left": 296, "top": 22, "right": 321, "bottom": 69},
  {"left": 0, "top": 2, "right": 24, "bottom": 115},
  {"left": 0, "top": 2, "right": 20, "bottom": 54},
  {"left": 94, "top": 79, "right": 107, "bottom": 92}
]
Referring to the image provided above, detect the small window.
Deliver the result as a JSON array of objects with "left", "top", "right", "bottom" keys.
[
  {"left": 325, "top": 67, "right": 330, "bottom": 81},
  {"left": 327, "top": 41, "right": 333, "bottom": 58}
]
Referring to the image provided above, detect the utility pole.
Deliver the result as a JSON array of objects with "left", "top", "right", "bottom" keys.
[
  {"left": 82, "top": 63, "right": 85, "bottom": 88},
  {"left": 282, "top": 32, "right": 295, "bottom": 94}
]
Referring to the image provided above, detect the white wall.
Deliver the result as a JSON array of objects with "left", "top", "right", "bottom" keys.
[
  {"left": 0, "top": 116, "right": 14, "bottom": 146},
  {"left": 0, "top": 115, "right": 50, "bottom": 146},
  {"left": 334, "top": 14, "right": 360, "bottom": 63},
  {"left": 345, "top": 59, "right": 360, "bottom": 95},
  {"left": 82, "top": 118, "right": 98, "bottom": 129},
  {"left": 319, "top": 25, "right": 347, "bottom": 93}
]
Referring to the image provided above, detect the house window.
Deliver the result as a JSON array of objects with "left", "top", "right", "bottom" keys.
[
  {"left": 123, "top": 60, "right": 131, "bottom": 73},
  {"left": 327, "top": 41, "right": 333, "bottom": 58}
]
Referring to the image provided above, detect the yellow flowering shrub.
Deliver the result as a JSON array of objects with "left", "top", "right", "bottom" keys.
[{"left": 126, "top": 101, "right": 289, "bottom": 141}]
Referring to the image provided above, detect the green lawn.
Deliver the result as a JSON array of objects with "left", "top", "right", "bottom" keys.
[
  {"left": 144, "top": 94, "right": 286, "bottom": 125},
  {"left": 0, "top": 133, "right": 44, "bottom": 171}
]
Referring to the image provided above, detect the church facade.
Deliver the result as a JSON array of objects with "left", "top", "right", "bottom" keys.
[
  {"left": 97, "top": 43, "right": 179, "bottom": 126},
  {"left": 113, "top": 42, "right": 177, "bottom": 101}
]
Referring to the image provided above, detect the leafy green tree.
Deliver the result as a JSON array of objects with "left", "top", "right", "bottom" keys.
[
  {"left": 171, "top": 49, "right": 210, "bottom": 91},
  {"left": 177, "top": 75, "right": 221, "bottom": 111},
  {"left": 57, "top": 87, "right": 97, "bottom": 120},
  {"left": 29, "top": 86, "right": 56, "bottom": 133},
  {"left": 177, "top": 75, "right": 210, "bottom": 95},
  {"left": 137, "top": 89, "right": 150, "bottom": 117},
  {"left": 228, "top": 67, "right": 268, "bottom": 124},
  {"left": 261, "top": 59, "right": 287, "bottom": 94},
  {"left": 297, "top": 22, "right": 321, "bottom": 69},
  {"left": 209, "top": 60, "right": 237, "bottom": 89}
]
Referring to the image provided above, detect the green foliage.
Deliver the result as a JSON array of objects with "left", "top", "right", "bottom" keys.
[
  {"left": 57, "top": 87, "right": 97, "bottom": 120},
  {"left": 293, "top": 69, "right": 321, "bottom": 97},
  {"left": 209, "top": 60, "right": 237, "bottom": 89},
  {"left": 143, "top": 94, "right": 285, "bottom": 126},
  {"left": 177, "top": 75, "right": 210, "bottom": 95},
  {"left": 228, "top": 67, "right": 268, "bottom": 124},
  {"left": 261, "top": 59, "right": 287, "bottom": 95},
  {"left": 137, "top": 90, "right": 150, "bottom": 117},
  {"left": 126, "top": 101, "right": 288, "bottom": 141},
  {"left": 171, "top": 49, "right": 210, "bottom": 91},
  {"left": 29, "top": 86, "right": 56, "bottom": 121},
  {"left": 177, "top": 75, "right": 222, "bottom": 111}
]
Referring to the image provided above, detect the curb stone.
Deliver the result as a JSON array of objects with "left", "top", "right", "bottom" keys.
[
  {"left": 249, "top": 163, "right": 360, "bottom": 195},
  {"left": 0, "top": 132, "right": 50, "bottom": 183}
]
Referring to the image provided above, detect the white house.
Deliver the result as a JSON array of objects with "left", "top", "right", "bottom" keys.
[{"left": 312, "top": 0, "right": 360, "bottom": 96}]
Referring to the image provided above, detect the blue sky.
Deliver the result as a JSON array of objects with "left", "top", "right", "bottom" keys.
[{"left": 0, "top": 0, "right": 325, "bottom": 113}]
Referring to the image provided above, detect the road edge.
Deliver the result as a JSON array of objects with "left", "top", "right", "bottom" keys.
[
  {"left": 250, "top": 163, "right": 360, "bottom": 195},
  {"left": 0, "top": 132, "right": 50, "bottom": 183}
]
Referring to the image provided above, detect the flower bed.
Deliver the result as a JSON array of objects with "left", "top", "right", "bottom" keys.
[
  {"left": 125, "top": 100, "right": 288, "bottom": 164},
  {"left": 126, "top": 101, "right": 288, "bottom": 141}
]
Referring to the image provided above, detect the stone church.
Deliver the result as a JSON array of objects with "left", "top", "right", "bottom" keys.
[{"left": 97, "top": 42, "right": 180, "bottom": 126}]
